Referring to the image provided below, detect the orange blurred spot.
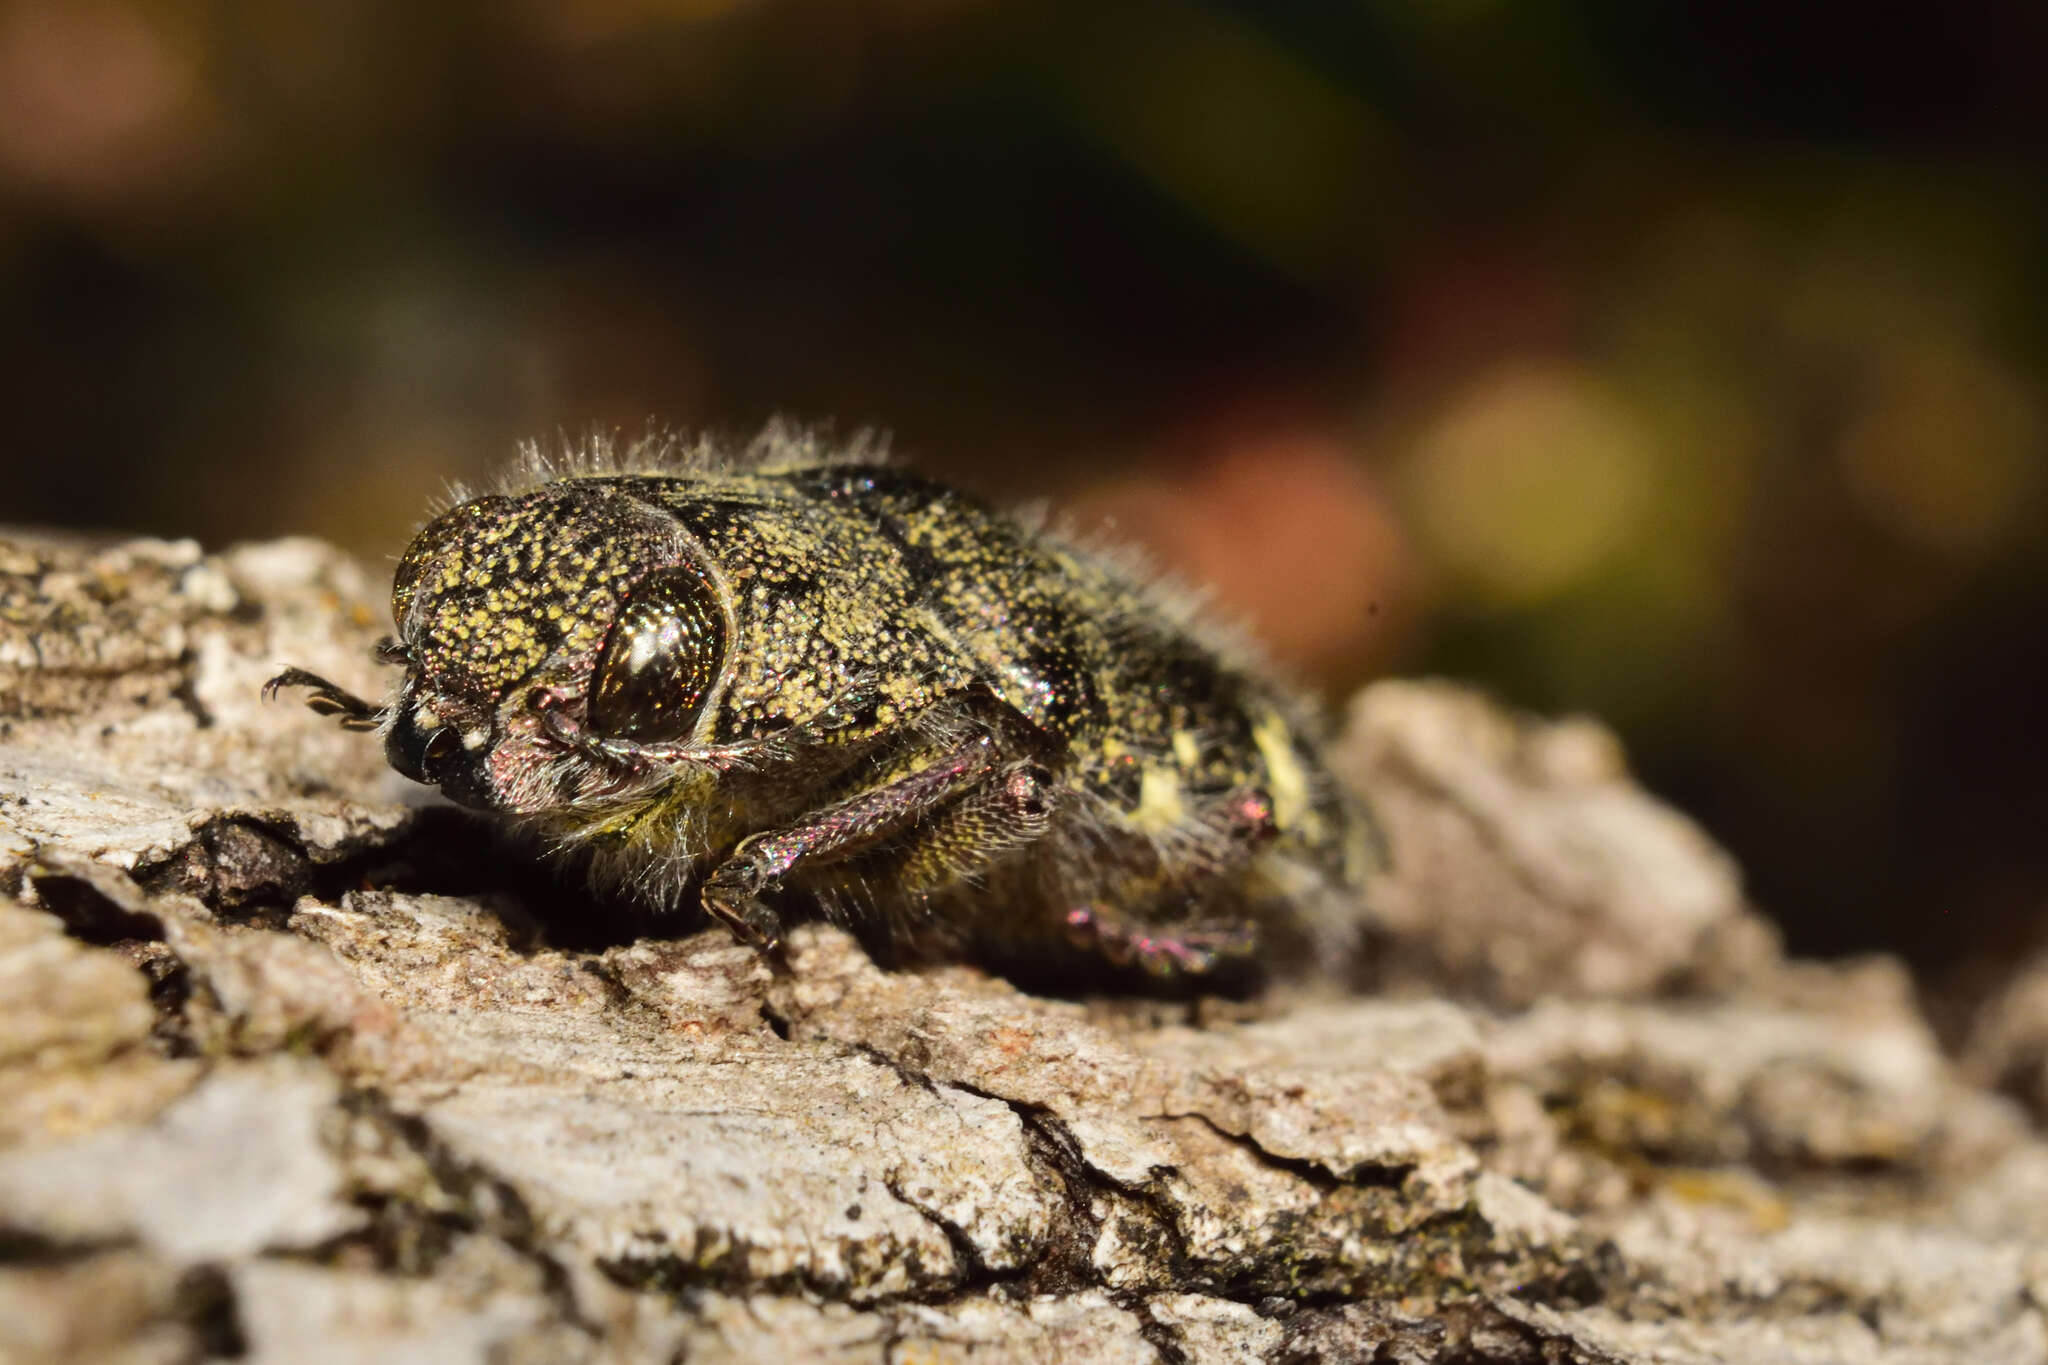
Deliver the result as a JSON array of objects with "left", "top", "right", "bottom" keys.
[{"left": 1073, "top": 419, "right": 1413, "bottom": 685}]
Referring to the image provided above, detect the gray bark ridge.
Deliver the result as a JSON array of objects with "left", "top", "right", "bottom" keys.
[{"left": 2, "top": 531, "right": 2044, "bottom": 1365}]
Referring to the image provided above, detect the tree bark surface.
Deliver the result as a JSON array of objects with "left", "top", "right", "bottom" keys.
[{"left": 3, "top": 532, "right": 2044, "bottom": 1364}]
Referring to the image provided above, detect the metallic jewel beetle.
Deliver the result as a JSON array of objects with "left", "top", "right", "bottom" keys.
[{"left": 269, "top": 426, "right": 1377, "bottom": 986}]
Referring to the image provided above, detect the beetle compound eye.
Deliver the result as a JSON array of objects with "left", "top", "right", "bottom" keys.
[{"left": 585, "top": 567, "right": 726, "bottom": 742}]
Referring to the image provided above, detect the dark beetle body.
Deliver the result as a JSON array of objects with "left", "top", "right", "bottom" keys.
[{"left": 273, "top": 429, "right": 1375, "bottom": 986}]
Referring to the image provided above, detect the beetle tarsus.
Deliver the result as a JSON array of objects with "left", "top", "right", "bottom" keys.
[{"left": 263, "top": 667, "right": 386, "bottom": 732}]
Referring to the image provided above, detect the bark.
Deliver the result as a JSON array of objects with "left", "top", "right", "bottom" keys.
[{"left": 2, "top": 531, "right": 2044, "bottom": 1364}]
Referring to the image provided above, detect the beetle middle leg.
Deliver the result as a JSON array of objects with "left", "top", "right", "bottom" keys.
[{"left": 697, "top": 685, "right": 1062, "bottom": 956}]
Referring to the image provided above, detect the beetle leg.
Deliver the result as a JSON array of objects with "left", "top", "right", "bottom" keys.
[
  {"left": 534, "top": 675, "right": 890, "bottom": 775},
  {"left": 698, "top": 686, "right": 1059, "bottom": 956},
  {"left": 1058, "top": 784, "right": 1278, "bottom": 979},
  {"left": 263, "top": 667, "right": 386, "bottom": 731},
  {"left": 1061, "top": 907, "right": 1260, "bottom": 979}
]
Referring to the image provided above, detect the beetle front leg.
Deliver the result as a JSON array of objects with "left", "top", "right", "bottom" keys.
[{"left": 263, "top": 667, "right": 387, "bottom": 731}]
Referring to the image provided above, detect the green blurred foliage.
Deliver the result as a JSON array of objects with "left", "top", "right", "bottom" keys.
[{"left": 2, "top": 0, "right": 2044, "bottom": 990}]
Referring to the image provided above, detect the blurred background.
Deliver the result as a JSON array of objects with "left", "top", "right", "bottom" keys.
[{"left": 2, "top": 0, "right": 2044, "bottom": 1014}]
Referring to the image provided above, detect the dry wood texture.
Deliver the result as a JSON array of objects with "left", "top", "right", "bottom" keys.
[{"left": 3, "top": 532, "right": 2045, "bottom": 1363}]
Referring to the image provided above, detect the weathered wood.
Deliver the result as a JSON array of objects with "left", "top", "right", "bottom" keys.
[{"left": 2, "top": 532, "right": 2042, "bottom": 1363}]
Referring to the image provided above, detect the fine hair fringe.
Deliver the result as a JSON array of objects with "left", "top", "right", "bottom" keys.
[{"left": 504, "top": 418, "right": 890, "bottom": 494}]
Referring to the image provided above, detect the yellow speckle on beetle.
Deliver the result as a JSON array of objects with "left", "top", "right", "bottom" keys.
[{"left": 1252, "top": 710, "right": 1309, "bottom": 831}]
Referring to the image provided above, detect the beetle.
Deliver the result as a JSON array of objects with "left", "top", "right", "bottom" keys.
[{"left": 270, "top": 426, "right": 1376, "bottom": 988}]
